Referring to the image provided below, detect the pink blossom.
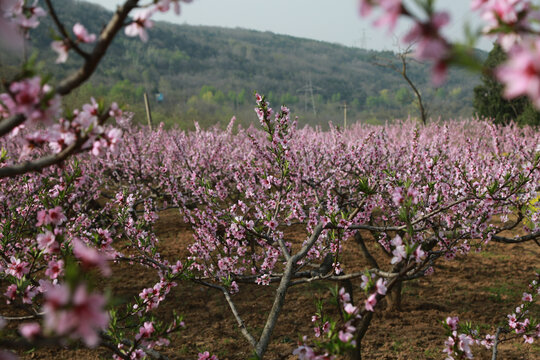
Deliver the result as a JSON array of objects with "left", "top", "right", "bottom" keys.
[
  {"left": 364, "top": 293, "right": 377, "bottom": 312},
  {"left": 391, "top": 187, "right": 403, "bottom": 206},
  {"left": 155, "top": 0, "right": 192, "bottom": 15},
  {"left": 19, "top": 322, "right": 40, "bottom": 340},
  {"left": 72, "top": 238, "right": 111, "bottom": 276},
  {"left": 45, "top": 259, "right": 64, "bottom": 279},
  {"left": 51, "top": 40, "right": 69, "bottom": 63},
  {"left": 292, "top": 344, "right": 315, "bottom": 360},
  {"left": 457, "top": 334, "right": 474, "bottom": 359},
  {"left": 403, "top": 12, "right": 451, "bottom": 85},
  {"left": 73, "top": 23, "right": 96, "bottom": 43},
  {"left": 73, "top": 104, "right": 98, "bottom": 130},
  {"left": 106, "top": 128, "right": 123, "bottom": 154},
  {"left": 480, "top": 0, "right": 519, "bottom": 32},
  {"left": 130, "top": 349, "right": 146, "bottom": 359},
  {"left": 412, "top": 243, "right": 426, "bottom": 262},
  {"left": 22, "top": 285, "right": 38, "bottom": 304},
  {"left": 360, "top": 273, "right": 374, "bottom": 290},
  {"left": 7, "top": 76, "right": 42, "bottom": 117},
  {"left": 198, "top": 351, "right": 219, "bottom": 360},
  {"left": 322, "top": 321, "right": 330, "bottom": 333},
  {"left": 37, "top": 231, "right": 59, "bottom": 254},
  {"left": 125, "top": 9, "right": 154, "bottom": 42},
  {"left": 91, "top": 138, "right": 107, "bottom": 156},
  {"left": 338, "top": 330, "right": 354, "bottom": 343},
  {"left": 10, "top": 0, "right": 45, "bottom": 30},
  {"left": 265, "top": 219, "right": 278, "bottom": 230},
  {"left": 523, "top": 335, "right": 534, "bottom": 344},
  {"left": 255, "top": 93, "right": 263, "bottom": 104},
  {"left": 0, "top": 1, "right": 23, "bottom": 52},
  {"left": 344, "top": 303, "right": 358, "bottom": 315},
  {"left": 4, "top": 284, "right": 17, "bottom": 302},
  {"left": 7, "top": 256, "right": 30, "bottom": 279},
  {"left": 48, "top": 206, "right": 66, "bottom": 225},
  {"left": 508, "top": 313, "right": 517, "bottom": 328},
  {"left": 109, "top": 102, "right": 123, "bottom": 120},
  {"left": 481, "top": 334, "right": 495, "bottom": 349},
  {"left": 375, "top": 278, "right": 387, "bottom": 295},
  {"left": 391, "top": 235, "right": 407, "bottom": 264},
  {"left": 171, "top": 260, "right": 183, "bottom": 274},
  {"left": 446, "top": 316, "right": 459, "bottom": 331},
  {"left": 43, "top": 283, "right": 109, "bottom": 347},
  {"left": 358, "top": 0, "right": 373, "bottom": 17},
  {"left": 229, "top": 281, "right": 239, "bottom": 294},
  {"left": 373, "top": 0, "right": 403, "bottom": 32},
  {"left": 339, "top": 287, "right": 351, "bottom": 302},
  {"left": 522, "top": 292, "right": 533, "bottom": 302},
  {"left": 496, "top": 40, "right": 540, "bottom": 107},
  {"left": 261, "top": 177, "right": 271, "bottom": 189},
  {"left": 135, "top": 321, "right": 155, "bottom": 341}
]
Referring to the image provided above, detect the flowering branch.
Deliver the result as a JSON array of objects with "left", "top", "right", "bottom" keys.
[{"left": 43, "top": 0, "right": 90, "bottom": 59}]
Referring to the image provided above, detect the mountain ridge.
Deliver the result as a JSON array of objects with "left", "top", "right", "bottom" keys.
[{"left": 1, "top": 0, "right": 485, "bottom": 128}]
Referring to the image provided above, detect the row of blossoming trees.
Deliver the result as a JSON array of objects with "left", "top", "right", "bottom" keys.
[{"left": 0, "top": 0, "right": 539, "bottom": 359}]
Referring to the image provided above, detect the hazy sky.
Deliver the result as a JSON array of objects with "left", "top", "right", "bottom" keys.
[{"left": 85, "top": 0, "right": 493, "bottom": 52}]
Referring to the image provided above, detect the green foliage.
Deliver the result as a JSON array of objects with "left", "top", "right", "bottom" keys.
[
  {"left": 473, "top": 44, "right": 540, "bottom": 125},
  {"left": 395, "top": 87, "right": 413, "bottom": 105}
]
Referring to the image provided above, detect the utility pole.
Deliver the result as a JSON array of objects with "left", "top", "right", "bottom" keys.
[
  {"left": 143, "top": 92, "right": 153, "bottom": 130},
  {"left": 339, "top": 102, "right": 348, "bottom": 129}
]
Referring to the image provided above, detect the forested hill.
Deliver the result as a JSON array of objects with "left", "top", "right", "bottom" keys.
[{"left": 1, "top": 0, "right": 487, "bottom": 128}]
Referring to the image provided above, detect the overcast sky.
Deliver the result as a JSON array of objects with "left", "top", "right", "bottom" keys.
[{"left": 85, "top": 0, "right": 493, "bottom": 52}]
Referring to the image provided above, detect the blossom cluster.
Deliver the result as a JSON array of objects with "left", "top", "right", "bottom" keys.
[
  {"left": 442, "top": 273, "right": 540, "bottom": 359},
  {"left": 1, "top": 93, "right": 539, "bottom": 358}
]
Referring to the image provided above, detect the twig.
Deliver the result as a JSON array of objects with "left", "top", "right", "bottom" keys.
[{"left": 0, "top": 313, "right": 43, "bottom": 321}]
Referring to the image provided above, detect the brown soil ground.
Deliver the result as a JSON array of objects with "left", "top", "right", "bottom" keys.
[{"left": 4, "top": 209, "right": 540, "bottom": 360}]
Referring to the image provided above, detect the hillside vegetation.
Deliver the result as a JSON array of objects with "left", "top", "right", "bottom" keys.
[{"left": 0, "top": 0, "right": 485, "bottom": 128}]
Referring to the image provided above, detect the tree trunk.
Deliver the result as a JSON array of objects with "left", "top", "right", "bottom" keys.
[
  {"left": 347, "top": 311, "right": 373, "bottom": 360},
  {"left": 386, "top": 280, "right": 402, "bottom": 312}
]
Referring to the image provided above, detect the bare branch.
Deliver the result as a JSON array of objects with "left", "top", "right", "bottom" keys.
[
  {"left": 0, "top": 113, "right": 25, "bottom": 138},
  {"left": 195, "top": 280, "right": 257, "bottom": 347},
  {"left": 0, "top": 313, "right": 43, "bottom": 321},
  {"left": 371, "top": 41, "right": 428, "bottom": 124},
  {"left": 491, "top": 231, "right": 540, "bottom": 244},
  {"left": 347, "top": 197, "right": 470, "bottom": 232}
]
